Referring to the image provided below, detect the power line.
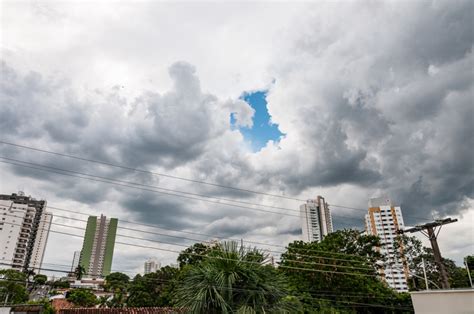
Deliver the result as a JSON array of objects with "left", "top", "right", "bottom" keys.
[
  {"left": 0, "top": 158, "right": 300, "bottom": 218},
  {"left": 0, "top": 268, "right": 405, "bottom": 302},
  {"left": 46, "top": 205, "right": 371, "bottom": 261},
  {"left": 1, "top": 218, "right": 377, "bottom": 277},
  {"left": 1, "top": 216, "right": 374, "bottom": 271},
  {"left": 0, "top": 140, "right": 305, "bottom": 201},
  {"left": 329, "top": 204, "right": 431, "bottom": 222},
  {"left": 0, "top": 157, "right": 391, "bottom": 226},
  {"left": 0, "top": 158, "right": 372, "bottom": 231},
  {"left": 0, "top": 264, "right": 411, "bottom": 311},
  {"left": 61, "top": 229, "right": 380, "bottom": 277},
  {"left": 0, "top": 141, "right": 433, "bottom": 222}
]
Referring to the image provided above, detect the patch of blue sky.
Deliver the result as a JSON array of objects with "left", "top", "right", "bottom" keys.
[{"left": 230, "top": 90, "right": 284, "bottom": 152}]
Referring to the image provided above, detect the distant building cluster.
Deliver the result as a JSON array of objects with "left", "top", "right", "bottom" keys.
[
  {"left": 0, "top": 192, "right": 119, "bottom": 284},
  {"left": 1, "top": 190, "right": 411, "bottom": 293},
  {"left": 144, "top": 258, "right": 160, "bottom": 274},
  {"left": 299, "top": 195, "right": 409, "bottom": 292}
]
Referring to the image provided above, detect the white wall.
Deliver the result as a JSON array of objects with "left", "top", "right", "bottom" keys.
[{"left": 411, "top": 289, "right": 474, "bottom": 314}]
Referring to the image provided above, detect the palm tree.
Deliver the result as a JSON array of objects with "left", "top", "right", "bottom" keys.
[
  {"left": 98, "top": 295, "right": 109, "bottom": 308},
  {"left": 74, "top": 265, "right": 85, "bottom": 280},
  {"left": 174, "top": 241, "right": 293, "bottom": 313}
]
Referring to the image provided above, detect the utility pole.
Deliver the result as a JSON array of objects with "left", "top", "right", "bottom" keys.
[
  {"left": 422, "top": 258, "right": 429, "bottom": 290},
  {"left": 398, "top": 218, "right": 457, "bottom": 289},
  {"left": 465, "top": 257, "right": 473, "bottom": 288}
]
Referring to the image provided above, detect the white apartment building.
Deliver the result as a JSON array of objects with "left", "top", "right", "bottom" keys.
[
  {"left": 144, "top": 258, "right": 161, "bottom": 274},
  {"left": 300, "top": 196, "right": 333, "bottom": 242},
  {"left": 70, "top": 250, "right": 81, "bottom": 272},
  {"left": 365, "top": 197, "right": 409, "bottom": 292},
  {"left": 0, "top": 192, "right": 52, "bottom": 273},
  {"left": 30, "top": 211, "right": 52, "bottom": 271}
]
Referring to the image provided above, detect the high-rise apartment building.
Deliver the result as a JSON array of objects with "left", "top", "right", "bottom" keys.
[
  {"left": 0, "top": 192, "right": 52, "bottom": 272},
  {"left": 71, "top": 250, "right": 81, "bottom": 272},
  {"left": 79, "top": 215, "right": 118, "bottom": 278},
  {"left": 365, "top": 197, "right": 409, "bottom": 292},
  {"left": 300, "top": 196, "right": 333, "bottom": 242},
  {"left": 144, "top": 258, "right": 160, "bottom": 274}
]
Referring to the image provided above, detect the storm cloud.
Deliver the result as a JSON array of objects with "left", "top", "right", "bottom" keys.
[{"left": 0, "top": 0, "right": 472, "bottom": 268}]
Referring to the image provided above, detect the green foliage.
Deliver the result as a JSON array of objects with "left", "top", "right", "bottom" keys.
[
  {"left": 0, "top": 269, "right": 28, "bottom": 304},
  {"left": 33, "top": 274, "right": 48, "bottom": 285},
  {"left": 66, "top": 288, "right": 98, "bottom": 307},
  {"left": 174, "top": 241, "right": 294, "bottom": 313},
  {"left": 466, "top": 255, "right": 474, "bottom": 270},
  {"left": 49, "top": 280, "right": 70, "bottom": 289},
  {"left": 280, "top": 230, "right": 413, "bottom": 313},
  {"left": 104, "top": 272, "right": 129, "bottom": 292},
  {"left": 98, "top": 295, "right": 110, "bottom": 308},
  {"left": 75, "top": 265, "right": 85, "bottom": 280},
  {"left": 177, "top": 242, "right": 214, "bottom": 268},
  {"left": 395, "top": 235, "right": 472, "bottom": 289},
  {"left": 28, "top": 298, "right": 55, "bottom": 314},
  {"left": 127, "top": 266, "right": 180, "bottom": 307}
]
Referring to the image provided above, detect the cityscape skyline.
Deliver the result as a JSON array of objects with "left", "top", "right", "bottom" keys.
[
  {"left": 0, "top": 0, "right": 472, "bottom": 300},
  {"left": 0, "top": 189, "right": 463, "bottom": 287}
]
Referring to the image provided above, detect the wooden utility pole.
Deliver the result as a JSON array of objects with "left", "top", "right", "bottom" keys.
[{"left": 398, "top": 218, "right": 457, "bottom": 289}]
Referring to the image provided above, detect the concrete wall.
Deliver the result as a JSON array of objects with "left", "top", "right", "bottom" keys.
[{"left": 411, "top": 289, "right": 474, "bottom": 314}]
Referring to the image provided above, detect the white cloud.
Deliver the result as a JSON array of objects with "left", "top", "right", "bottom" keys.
[{"left": 1, "top": 0, "right": 472, "bottom": 274}]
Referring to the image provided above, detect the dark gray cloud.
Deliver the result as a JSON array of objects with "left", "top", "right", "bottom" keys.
[
  {"left": 0, "top": 0, "right": 472, "bottom": 270},
  {"left": 261, "top": 0, "right": 474, "bottom": 224}
]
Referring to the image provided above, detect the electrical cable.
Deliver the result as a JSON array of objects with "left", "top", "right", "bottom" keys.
[
  {"left": 0, "top": 140, "right": 305, "bottom": 201},
  {"left": 1, "top": 217, "right": 375, "bottom": 272},
  {"left": 0, "top": 140, "right": 432, "bottom": 222}
]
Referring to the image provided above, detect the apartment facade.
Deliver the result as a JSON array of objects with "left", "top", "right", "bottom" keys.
[
  {"left": 79, "top": 215, "right": 118, "bottom": 278},
  {"left": 0, "top": 192, "right": 52, "bottom": 272},
  {"left": 300, "top": 196, "right": 333, "bottom": 242},
  {"left": 70, "top": 250, "right": 81, "bottom": 272},
  {"left": 144, "top": 258, "right": 160, "bottom": 274},
  {"left": 365, "top": 197, "right": 409, "bottom": 292}
]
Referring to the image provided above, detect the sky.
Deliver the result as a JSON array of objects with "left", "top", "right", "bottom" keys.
[{"left": 0, "top": 0, "right": 473, "bottom": 276}]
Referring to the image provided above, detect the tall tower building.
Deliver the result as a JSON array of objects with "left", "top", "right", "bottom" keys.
[
  {"left": 300, "top": 196, "right": 333, "bottom": 242},
  {"left": 144, "top": 258, "right": 160, "bottom": 274},
  {"left": 79, "top": 215, "right": 118, "bottom": 278},
  {"left": 71, "top": 250, "right": 81, "bottom": 272},
  {"left": 0, "top": 192, "right": 52, "bottom": 272},
  {"left": 365, "top": 197, "right": 409, "bottom": 292}
]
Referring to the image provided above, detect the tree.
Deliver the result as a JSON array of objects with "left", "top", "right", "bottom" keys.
[
  {"left": 0, "top": 269, "right": 28, "bottom": 304},
  {"left": 174, "top": 241, "right": 294, "bottom": 313},
  {"left": 466, "top": 255, "right": 474, "bottom": 270},
  {"left": 177, "top": 242, "right": 214, "bottom": 268},
  {"left": 280, "top": 230, "right": 413, "bottom": 313},
  {"left": 98, "top": 295, "right": 110, "bottom": 308},
  {"left": 33, "top": 274, "right": 48, "bottom": 286},
  {"left": 66, "top": 288, "right": 98, "bottom": 307},
  {"left": 104, "top": 272, "right": 129, "bottom": 291},
  {"left": 394, "top": 235, "right": 472, "bottom": 289},
  {"left": 102, "top": 272, "right": 129, "bottom": 308},
  {"left": 49, "top": 280, "right": 70, "bottom": 289},
  {"left": 127, "top": 266, "right": 180, "bottom": 307},
  {"left": 28, "top": 298, "right": 55, "bottom": 314},
  {"left": 74, "top": 265, "right": 85, "bottom": 280}
]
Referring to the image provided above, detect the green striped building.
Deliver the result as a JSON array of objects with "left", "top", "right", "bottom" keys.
[{"left": 79, "top": 215, "right": 118, "bottom": 277}]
